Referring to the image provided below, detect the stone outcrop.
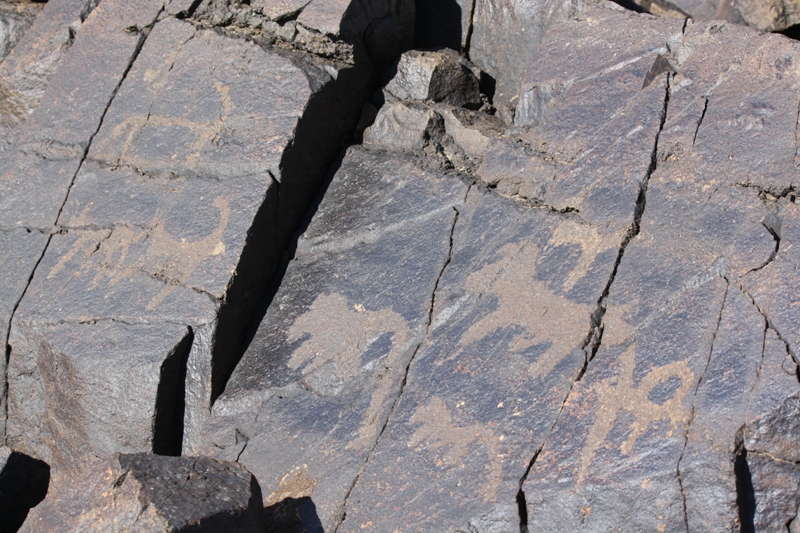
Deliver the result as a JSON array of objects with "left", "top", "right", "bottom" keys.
[
  {"left": 2, "top": 0, "right": 800, "bottom": 531},
  {"left": 21, "top": 453, "right": 265, "bottom": 532}
]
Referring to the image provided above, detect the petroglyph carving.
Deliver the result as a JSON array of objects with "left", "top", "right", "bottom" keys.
[
  {"left": 106, "top": 81, "right": 235, "bottom": 171},
  {"left": 266, "top": 464, "right": 318, "bottom": 506},
  {"left": 576, "top": 344, "right": 694, "bottom": 485},
  {"left": 287, "top": 293, "right": 410, "bottom": 450},
  {"left": 461, "top": 235, "right": 607, "bottom": 379},
  {"left": 408, "top": 397, "right": 503, "bottom": 503},
  {"left": 49, "top": 196, "right": 230, "bottom": 310}
]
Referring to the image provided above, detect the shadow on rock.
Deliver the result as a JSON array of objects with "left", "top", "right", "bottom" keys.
[
  {"left": 263, "top": 497, "right": 324, "bottom": 533},
  {"left": 0, "top": 449, "right": 50, "bottom": 533}
]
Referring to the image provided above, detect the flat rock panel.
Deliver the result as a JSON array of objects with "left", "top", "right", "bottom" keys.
[
  {"left": 196, "top": 147, "right": 468, "bottom": 531},
  {"left": 337, "top": 178, "right": 624, "bottom": 531}
]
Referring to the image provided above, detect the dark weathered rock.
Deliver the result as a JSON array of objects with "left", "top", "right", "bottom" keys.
[
  {"left": 2, "top": 0, "right": 800, "bottom": 529},
  {"left": 681, "top": 292, "right": 798, "bottom": 531},
  {"left": 21, "top": 453, "right": 264, "bottom": 533},
  {"left": 337, "top": 186, "right": 621, "bottom": 532},
  {"left": 439, "top": 106, "right": 505, "bottom": 159},
  {"left": 0, "top": 230, "right": 47, "bottom": 438},
  {"left": 0, "top": 0, "right": 165, "bottom": 230},
  {"left": 384, "top": 49, "right": 481, "bottom": 107},
  {"left": 632, "top": 0, "right": 800, "bottom": 32},
  {"left": 6, "top": 7, "right": 372, "bottom": 475},
  {"left": 522, "top": 15, "right": 800, "bottom": 532},
  {"left": 0, "top": 447, "right": 50, "bottom": 533},
  {"left": 0, "top": 0, "right": 166, "bottom": 447},
  {"left": 479, "top": 7, "right": 680, "bottom": 225},
  {"left": 743, "top": 394, "right": 800, "bottom": 531},
  {"left": 195, "top": 146, "right": 468, "bottom": 531}
]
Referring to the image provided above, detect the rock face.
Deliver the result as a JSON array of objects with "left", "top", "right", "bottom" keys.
[
  {"left": 0, "top": 0, "right": 100, "bottom": 154},
  {"left": 0, "top": 2, "right": 42, "bottom": 64},
  {"left": 2, "top": 0, "right": 800, "bottom": 531},
  {"left": 21, "top": 453, "right": 265, "bottom": 532},
  {"left": 631, "top": 0, "right": 800, "bottom": 32},
  {"left": 3, "top": 0, "right": 376, "bottom": 475}
]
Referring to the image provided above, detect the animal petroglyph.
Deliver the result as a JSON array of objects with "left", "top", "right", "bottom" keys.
[
  {"left": 106, "top": 81, "right": 235, "bottom": 172},
  {"left": 49, "top": 196, "right": 230, "bottom": 310},
  {"left": 287, "top": 293, "right": 410, "bottom": 450},
  {"left": 408, "top": 397, "right": 503, "bottom": 503},
  {"left": 576, "top": 344, "right": 694, "bottom": 485},
  {"left": 461, "top": 236, "right": 602, "bottom": 380}
]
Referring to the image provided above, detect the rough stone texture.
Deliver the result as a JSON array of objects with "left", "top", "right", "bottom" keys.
[
  {"left": 523, "top": 15, "right": 800, "bottom": 533},
  {"left": 0, "top": 0, "right": 167, "bottom": 447},
  {"left": 439, "top": 106, "right": 505, "bottom": 159},
  {"left": 384, "top": 49, "right": 481, "bottom": 108},
  {"left": 195, "top": 147, "right": 468, "bottom": 531},
  {"left": 6, "top": 8, "right": 373, "bottom": 475},
  {"left": 0, "top": 0, "right": 100, "bottom": 155},
  {"left": 469, "top": 0, "right": 580, "bottom": 109},
  {"left": 21, "top": 453, "right": 264, "bottom": 533},
  {"left": 0, "top": 1, "right": 42, "bottom": 64},
  {"left": 631, "top": 0, "right": 800, "bottom": 32},
  {"left": 0, "top": 446, "right": 49, "bottom": 533},
  {"left": 4, "top": 0, "right": 800, "bottom": 530},
  {"left": 363, "top": 100, "right": 444, "bottom": 151}
]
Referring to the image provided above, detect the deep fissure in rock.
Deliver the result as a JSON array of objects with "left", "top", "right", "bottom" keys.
[
  {"left": 735, "top": 443, "right": 757, "bottom": 533},
  {"left": 515, "top": 71, "right": 673, "bottom": 527},
  {"left": 152, "top": 327, "right": 194, "bottom": 457}
]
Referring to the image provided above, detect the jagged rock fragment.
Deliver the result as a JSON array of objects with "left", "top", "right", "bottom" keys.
[
  {"left": 363, "top": 101, "right": 443, "bottom": 150},
  {"left": 195, "top": 147, "right": 468, "bottom": 531},
  {"left": 384, "top": 49, "right": 481, "bottom": 107},
  {"left": 439, "top": 106, "right": 505, "bottom": 159},
  {"left": 742, "top": 394, "right": 800, "bottom": 532},
  {"left": 0, "top": 447, "right": 49, "bottom": 533},
  {"left": 469, "top": 0, "right": 578, "bottom": 108},
  {"left": 21, "top": 453, "right": 265, "bottom": 532}
]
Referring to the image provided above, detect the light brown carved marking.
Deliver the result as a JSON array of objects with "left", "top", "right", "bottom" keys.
[
  {"left": 577, "top": 344, "right": 694, "bottom": 485},
  {"left": 287, "top": 293, "right": 410, "bottom": 450},
  {"left": 50, "top": 197, "right": 230, "bottom": 309},
  {"left": 461, "top": 234, "right": 606, "bottom": 379},
  {"left": 266, "top": 464, "right": 317, "bottom": 506},
  {"left": 408, "top": 397, "right": 503, "bottom": 503}
]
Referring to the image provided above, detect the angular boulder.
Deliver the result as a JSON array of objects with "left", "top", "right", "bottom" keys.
[
  {"left": 21, "top": 453, "right": 265, "bottom": 533},
  {"left": 363, "top": 100, "right": 444, "bottom": 151},
  {"left": 384, "top": 49, "right": 481, "bottom": 107}
]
